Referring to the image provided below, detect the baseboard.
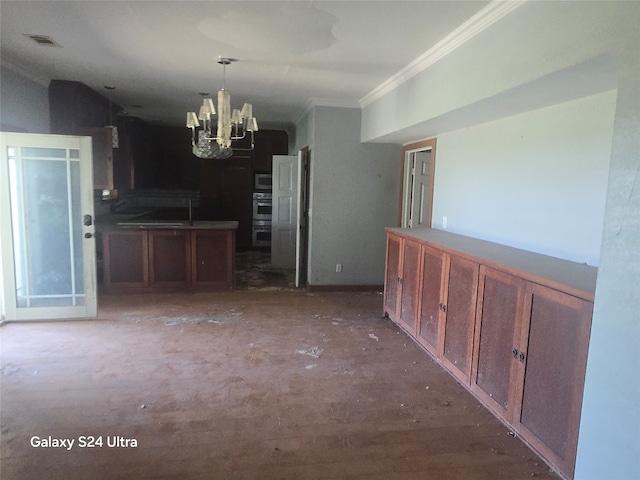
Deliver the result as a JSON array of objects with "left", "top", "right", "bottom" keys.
[{"left": 307, "top": 284, "right": 383, "bottom": 292}]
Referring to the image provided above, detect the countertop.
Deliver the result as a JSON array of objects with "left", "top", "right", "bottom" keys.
[
  {"left": 386, "top": 227, "right": 597, "bottom": 301},
  {"left": 98, "top": 219, "right": 239, "bottom": 230}
]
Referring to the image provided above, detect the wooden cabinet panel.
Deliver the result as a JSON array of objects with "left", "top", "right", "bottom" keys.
[
  {"left": 383, "top": 234, "right": 421, "bottom": 336},
  {"left": 398, "top": 239, "right": 421, "bottom": 335},
  {"left": 103, "top": 230, "right": 148, "bottom": 287},
  {"left": 149, "top": 230, "right": 191, "bottom": 286},
  {"left": 383, "top": 228, "right": 596, "bottom": 479},
  {"left": 417, "top": 245, "right": 447, "bottom": 356},
  {"left": 102, "top": 228, "right": 235, "bottom": 292},
  {"left": 515, "top": 283, "right": 593, "bottom": 479},
  {"left": 78, "top": 127, "right": 113, "bottom": 190},
  {"left": 191, "top": 230, "right": 235, "bottom": 288},
  {"left": 471, "top": 266, "right": 525, "bottom": 419},
  {"left": 383, "top": 234, "right": 401, "bottom": 319},
  {"left": 441, "top": 255, "right": 479, "bottom": 383}
]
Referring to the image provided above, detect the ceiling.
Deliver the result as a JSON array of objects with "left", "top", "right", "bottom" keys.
[{"left": 0, "top": 1, "right": 491, "bottom": 130}]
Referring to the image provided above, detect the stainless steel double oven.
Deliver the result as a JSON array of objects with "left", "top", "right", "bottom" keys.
[{"left": 252, "top": 189, "right": 272, "bottom": 248}]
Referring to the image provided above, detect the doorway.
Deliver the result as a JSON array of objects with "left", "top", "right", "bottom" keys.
[
  {"left": 0, "top": 132, "right": 97, "bottom": 321},
  {"left": 401, "top": 138, "right": 437, "bottom": 228}
]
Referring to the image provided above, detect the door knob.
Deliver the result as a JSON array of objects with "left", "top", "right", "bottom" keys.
[{"left": 84, "top": 233, "right": 93, "bottom": 239}]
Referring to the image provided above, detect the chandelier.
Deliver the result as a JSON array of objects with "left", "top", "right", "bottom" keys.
[{"left": 186, "top": 57, "right": 258, "bottom": 159}]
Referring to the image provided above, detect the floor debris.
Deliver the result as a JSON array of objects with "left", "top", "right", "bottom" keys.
[
  {"left": 297, "top": 347, "right": 323, "bottom": 358},
  {"left": 368, "top": 333, "right": 379, "bottom": 341}
]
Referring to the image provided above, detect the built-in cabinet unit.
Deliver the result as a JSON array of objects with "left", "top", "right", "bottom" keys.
[
  {"left": 102, "top": 227, "right": 235, "bottom": 292},
  {"left": 383, "top": 228, "right": 596, "bottom": 480}
]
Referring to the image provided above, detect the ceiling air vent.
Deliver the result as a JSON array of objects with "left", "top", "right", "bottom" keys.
[{"left": 24, "top": 34, "right": 62, "bottom": 47}]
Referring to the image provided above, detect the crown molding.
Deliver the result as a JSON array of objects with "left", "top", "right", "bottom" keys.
[
  {"left": 293, "top": 97, "right": 361, "bottom": 125},
  {"left": 359, "top": 0, "right": 528, "bottom": 108}
]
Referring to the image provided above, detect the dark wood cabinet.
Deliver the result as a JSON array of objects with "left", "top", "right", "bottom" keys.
[
  {"left": 101, "top": 227, "right": 235, "bottom": 292},
  {"left": 78, "top": 127, "right": 114, "bottom": 190},
  {"left": 103, "top": 230, "right": 148, "bottom": 288},
  {"left": 149, "top": 230, "right": 191, "bottom": 287},
  {"left": 191, "top": 230, "right": 235, "bottom": 288},
  {"left": 383, "top": 228, "right": 596, "bottom": 480},
  {"left": 252, "top": 129, "right": 289, "bottom": 172}
]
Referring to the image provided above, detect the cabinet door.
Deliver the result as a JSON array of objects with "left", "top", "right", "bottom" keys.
[
  {"left": 383, "top": 233, "right": 401, "bottom": 319},
  {"left": 471, "top": 266, "right": 525, "bottom": 419},
  {"left": 79, "top": 127, "right": 113, "bottom": 190},
  {"left": 514, "top": 283, "right": 593, "bottom": 479},
  {"left": 191, "top": 230, "right": 235, "bottom": 289},
  {"left": 417, "top": 245, "right": 447, "bottom": 356},
  {"left": 149, "top": 230, "right": 191, "bottom": 287},
  {"left": 397, "top": 238, "right": 421, "bottom": 335},
  {"left": 441, "top": 255, "right": 479, "bottom": 384},
  {"left": 103, "top": 230, "right": 148, "bottom": 287}
]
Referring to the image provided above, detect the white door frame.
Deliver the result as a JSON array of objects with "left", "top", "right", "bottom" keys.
[
  {"left": 0, "top": 132, "right": 97, "bottom": 321},
  {"left": 401, "top": 138, "right": 437, "bottom": 229}
]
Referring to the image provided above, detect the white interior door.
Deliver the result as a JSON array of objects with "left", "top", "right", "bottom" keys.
[
  {"left": 0, "top": 132, "right": 97, "bottom": 321},
  {"left": 271, "top": 155, "right": 297, "bottom": 269},
  {"left": 402, "top": 148, "right": 432, "bottom": 228}
]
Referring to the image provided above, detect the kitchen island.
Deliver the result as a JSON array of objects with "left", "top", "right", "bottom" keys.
[{"left": 99, "top": 220, "right": 237, "bottom": 293}]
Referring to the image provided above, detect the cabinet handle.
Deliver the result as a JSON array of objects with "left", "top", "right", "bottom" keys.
[
  {"left": 442, "top": 304, "right": 447, "bottom": 313},
  {"left": 519, "top": 351, "right": 526, "bottom": 363},
  {"left": 398, "top": 277, "right": 402, "bottom": 285},
  {"left": 512, "top": 347, "right": 519, "bottom": 358}
]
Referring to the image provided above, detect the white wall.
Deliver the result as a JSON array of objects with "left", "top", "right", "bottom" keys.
[
  {"left": 306, "top": 106, "right": 399, "bottom": 286},
  {"left": 0, "top": 65, "right": 50, "bottom": 133},
  {"left": 433, "top": 91, "right": 616, "bottom": 266},
  {"left": 361, "top": 1, "right": 634, "bottom": 144}
]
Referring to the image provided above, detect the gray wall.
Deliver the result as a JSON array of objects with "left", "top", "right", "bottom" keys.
[
  {"left": 301, "top": 106, "right": 399, "bottom": 286},
  {"left": 574, "top": 24, "right": 640, "bottom": 480},
  {"left": 0, "top": 65, "right": 50, "bottom": 133}
]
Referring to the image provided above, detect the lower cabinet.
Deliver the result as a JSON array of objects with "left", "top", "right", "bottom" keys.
[
  {"left": 102, "top": 228, "right": 235, "bottom": 292},
  {"left": 383, "top": 234, "right": 421, "bottom": 336},
  {"left": 416, "top": 244, "right": 447, "bottom": 357},
  {"left": 383, "top": 228, "right": 595, "bottom": 480},
  {"left": 191, "top": 230, "right": 235, "bottom": 288},
  {"left": 471, "top": 266, "right": 525, "bottom": 420},
  {"left": 514, "top": 282, "right": 593, "bottom": 477},
  {"left": 439, "top": 254, "right": 479, "bottom": 384},
  {"left": 103, "top": 230, "right": 148, "bottom": 287},
  {"left": 149, "top": 230, "right": 191, "bottom": 287}
]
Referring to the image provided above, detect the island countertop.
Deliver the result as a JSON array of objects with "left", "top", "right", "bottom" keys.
[{"left": 98, "top": 219, "right": 239, "bottom": 230}]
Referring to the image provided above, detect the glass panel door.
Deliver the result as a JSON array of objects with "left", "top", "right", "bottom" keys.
[{"left": 0, "top": 133, "right": 96, "bottom": 320}]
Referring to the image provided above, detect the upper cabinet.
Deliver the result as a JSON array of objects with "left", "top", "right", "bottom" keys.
[
  {"left": 78, "top": 127, "right": 113, "bottom": 190},
  {"left": 49, "top": 80, "right": 126, "bottom": 192}
]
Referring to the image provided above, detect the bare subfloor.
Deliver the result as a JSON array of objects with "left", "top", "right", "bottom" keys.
[{"left": 1, "top": 291, "right": 560, "bottom": 480}]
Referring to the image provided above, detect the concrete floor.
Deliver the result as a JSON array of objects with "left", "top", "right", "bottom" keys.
[{"left": 0, "top": 290, "right": 560, "bottom": 480}]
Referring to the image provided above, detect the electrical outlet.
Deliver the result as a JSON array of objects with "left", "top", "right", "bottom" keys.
[
  {"left": 442, "top": 216, "right": 448, "bottom": 229},
  {"left": 336, "top": 263, "right": 342, "bottom": 273}
]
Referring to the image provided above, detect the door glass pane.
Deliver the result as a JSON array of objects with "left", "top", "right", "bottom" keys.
[{"left": 7, "top": 147, "right": 84, "bottom": 308}]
